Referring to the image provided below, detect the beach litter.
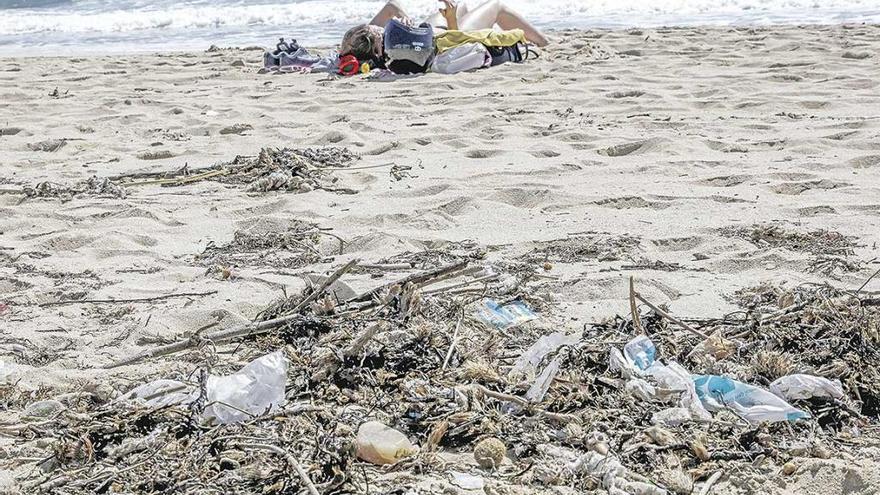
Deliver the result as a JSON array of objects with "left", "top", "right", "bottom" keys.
[
  {"left": 476, "top": 298, "right": 537, "bottom": 330},
  {"left": 2, "top": 258, "right": 880, "bottom": 494},
  {"left": 120, "top": 351, "right": 288, "bottom": 424}
]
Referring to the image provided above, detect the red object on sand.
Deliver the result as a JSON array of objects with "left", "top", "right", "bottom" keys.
[{"left": 338, "top": 55, "right": 360, "bottom": 76}]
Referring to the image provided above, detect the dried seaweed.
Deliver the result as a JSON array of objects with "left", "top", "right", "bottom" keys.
[
  {"left": 720, "top": 224, "right": 857, "bottom": 257},
  {"left": 195, "top": 220, "right": 325, "bottom": 269},
  {"left": 4, "top": 261, "right": 880, "bottom": 495},
  {"left": 524, "top": 233, "right": 641, "bottom": 263},
  {"left": 19, "top": 147, "right": 360, "bottom": 200},
  {"left": 23, "top": 176, "right": 127, "bottom": 201}
]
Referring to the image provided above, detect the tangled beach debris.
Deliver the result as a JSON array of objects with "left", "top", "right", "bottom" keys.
[
  {"left": 3, "top": 242, "right": 880, "bottom": 493},
  {"left": 19, "top": 146, "right": 360, "bottom": 201}
]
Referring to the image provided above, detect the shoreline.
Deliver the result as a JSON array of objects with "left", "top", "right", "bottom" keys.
[{"left": 2, "top": 21, "right": 880, "bottom": 57}]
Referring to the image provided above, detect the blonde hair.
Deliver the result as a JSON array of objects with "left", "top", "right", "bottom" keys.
[{"left": 341, "top": 24, "right": 381, "bottom": 61}]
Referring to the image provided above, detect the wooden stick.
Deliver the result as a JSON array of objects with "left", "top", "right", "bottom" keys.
[
  {"left": 416, "top": 265, "right": 482, "bottom": 290},
  {"left": 632, "top": 290, "right": 710, "bottom": 339},
  {"left": 40, "top": 291, "right": 218, "bottom": 308},
  {"left": 236, "top": 443, "right": 319, "bottom": 495},
  {"left": 465, "top": 384, "right": 578, "bottom": 424},
  {"left": 441, "top": 314, "right": 463, "bottom": 370},
  {"left": 103, "top": 260, "right": 358, "bottom": 369},
  {"left": 311, "top": 322, "right": 388, "bottom": 381},
  {"left": 123, "top": 169, "right": 229, "bottom": 187},
  {"left": 629, "top": 277, "right": 645, "bottom": 334},
  {"left": 422, "top": 273, "right": 498, "bottom": 296},
  {"left": 698, "top": 470, "right": 724, "bottom": 495},
  {"left": 856, "top": 266, "right": 880, "bottom": 295},
  {"left": 347, "top": 260, "right": 469, "bottom": 303}
]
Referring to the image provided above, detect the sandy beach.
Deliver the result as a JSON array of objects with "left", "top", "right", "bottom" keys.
[{"left": 2, "top": 23, "right": 880, "bottom": 493}]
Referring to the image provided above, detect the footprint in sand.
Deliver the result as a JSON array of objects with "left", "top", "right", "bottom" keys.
[
  {"left": 27, "top": 139, "right": 67, "bottom": 152},
  {"left": 487, "top": 188, "right": 554, "bottom": 208},
  {"left": 822, "top": 130, "right": 859, "bottom": 141},
  {"left": 40, "top": 234, "right": 99, "bottom": 252},
  {"left": 651, "top": 236, "right": 703, "bottom": 251},
  {"left": 609, "top": 90, "right": 645, "bottom": 98},
  {"left": 530, "top": 150, "right": 561, "bottom": 158},
  {"left": 597, "top": 138, "right": 668, "bottom": 157},
  {"left": 706, "top": 140, "right": 749, "bottom": 153},
  {"left": 465, "top": 149, "right": 503, "bottom": 159},
  {"left": 137, "top": 150, "right": 175, "bottom": 160},
  {"left": 437, "top": 197, "right": 480, "bottom": 216},
  {"left": 850, "top": 155, "right": 880, "bottom": 168},
  {"left": 314, "top": 130, "right": 347, "bottom": 144},
  {"left": 797, "top": 206, "right": 837, "bottom": 217},
  {"left": 218, "top": 123, "right": 253, "bottom": 135},
  {"left": 842, "top": 51, "right": 872, "bottom": 59},
  {"left": 698, "top": 175, "right": 751, "bottom": 187},
  {"left": 594, "top": 196, "right": 669, "bottom": 209},
  {"left": 384, "top": 184, "right": 450, "bottom": 198},
  {"left": 363, "top": 141, "right": 398, "bottom": 156},
  {"left": 767, "top": 172, "right": 815, "bottom": 181}
]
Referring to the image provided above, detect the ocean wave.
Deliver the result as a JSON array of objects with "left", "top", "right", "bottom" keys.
[{"left": 1, "top": 0, "right": 879, "bottom": 38}]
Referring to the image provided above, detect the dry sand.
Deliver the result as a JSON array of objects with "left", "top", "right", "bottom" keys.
[{"left": 1, "top": 24, "right": 880, "bottom": 493}]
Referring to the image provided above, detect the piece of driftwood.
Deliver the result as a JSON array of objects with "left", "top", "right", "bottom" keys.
[{"left": 104, "top": 259, "right": 358, "bottom": 368}]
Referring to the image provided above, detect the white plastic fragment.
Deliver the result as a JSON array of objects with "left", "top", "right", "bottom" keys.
[
  {"left": 203, "top": 351, "right": 289, "bottom": 424},
  {"left": 511, "top": 331, "right": 579, "bottom": 378},
  {"left": 449, "top": 471, "right": 485, "bottom": 490},
  {"left": 119, "top": 351, "right": 289, "bottom": 425},
  {"left": 625, "top": 378, "right": 657, "bottom": 401},
  {"left": 526, "top": 356, "right": 562, "bottom": 403},
  {"left": 23, "top": 399, "right": 66, "bottom": 418},
  {"left": 355, "top": 421, "right": 419, "bottom": 465},
  {"left": 610, "top": 336, "right": 711, "bottom": 421},
  {"left": 541, "top": 445, "right": 668, "bottom": 495},
  {"left": 693, "top": 375, "right": 809, "bottom": 423},
  {"left": 769, "top": 374, "right": 844, "bottom": 401},
  {"left": 651, "top": 407, "right": 692, "bottom": 427}
]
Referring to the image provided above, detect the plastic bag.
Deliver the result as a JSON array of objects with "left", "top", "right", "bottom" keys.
[
  {"left": 120, "top": 351, "right": 289, "bottom": 424},
  {"left": 432, "top": 43, "right": 491, "bottom": 74},
  {"left": 611, "top": 336, "right": 710, "bottom": 420},
  {"left": 511, "top": 331, "right": 579, "bottom": 378},
  {"left": 204, "top": 351, "right": 289, "bottom": 424},
  {"left": 624, "top": 335, "right": 657, "bottom": 372},
  {"left": 693, "top": 375, "right": 809, "bottom": 423},
  {"left": 477, "top": 299, "right": 537, "bottom": 330},
  {"left": 525, "top": 356, "right": 561, "bottom": 403},
  {"left": 769, "top": 374, "right": 844, "bottom": 401}
]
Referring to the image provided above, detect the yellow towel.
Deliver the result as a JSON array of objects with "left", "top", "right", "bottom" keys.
[{"left": 434, "top": 29, "right": 526, "bottom": 53}]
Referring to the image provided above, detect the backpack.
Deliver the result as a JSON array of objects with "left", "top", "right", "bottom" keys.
[{"left": 383, "top": 19, "right": 435, "bottom": 74}]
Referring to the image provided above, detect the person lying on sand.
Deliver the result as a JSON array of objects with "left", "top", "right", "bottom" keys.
[{"left": 340, "top": 0, "right": 549, "bottom": 68}]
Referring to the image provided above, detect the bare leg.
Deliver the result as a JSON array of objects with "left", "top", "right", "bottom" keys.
[
  {"left": 369, "top": 0, "right": 408, "bottom": 26},
  {"left": 459, "top": 0, "right": 548, "bottom": 46}
]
